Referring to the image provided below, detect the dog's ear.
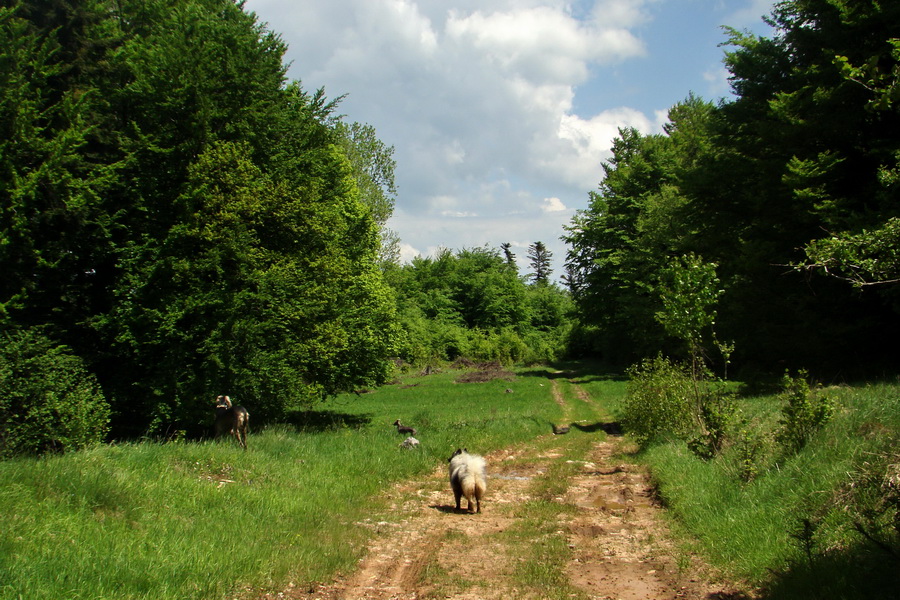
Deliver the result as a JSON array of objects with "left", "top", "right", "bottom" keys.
[{"left": 463, "top": 447, "right": 468, "bottom": 453}]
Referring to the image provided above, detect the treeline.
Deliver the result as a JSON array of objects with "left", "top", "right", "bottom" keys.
[
  {"left": 0, "top": 0, "right": 402, "bottom": 451},
  {"left": 564, "top": 0, "right": 900, "bottom": 376},
  {"left": 4, "top": 0, "right": 900, "bottom": 457},
  {"left": 385, "top": 245, "right": 573, "bottom": 367}
]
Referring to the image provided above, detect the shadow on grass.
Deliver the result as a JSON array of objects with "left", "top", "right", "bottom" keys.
[
  {"left": 283, "top": 409, "right": 373, "bottom": 432},
  {"left": 570, "top": 421, "right": 623, "bottom": 435},
  {"left": 761, "top": 545, "right": 900, "bottom": 600},
  {"left": 521, "top": 358, "right": 628, "bottom": 382}
]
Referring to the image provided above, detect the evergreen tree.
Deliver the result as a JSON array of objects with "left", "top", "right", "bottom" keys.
[
  {"left": 500, "top": 242, "right": 517, "bottom": 269},
  {"left": 527, "top": 242, "right": 553, "bottom": 285}
]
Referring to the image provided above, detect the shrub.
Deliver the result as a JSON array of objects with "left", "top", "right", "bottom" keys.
[
  {"left": 0, "top": 328, "right": 111, "bottom": 458},
  {"left": 522, "top": 327, "right": 568, "bottom": 365},
  {"left": 775, "top": 370, "right": 834, "bottom": 455},
  {"left": 467, "top": 328, "right": 526, "bottom": 364},
  {"left": 688, "top": 389, "right": 736, "bottom": 460},
  {"left": 735, "top": 427, "right": 767, "bottom": 482},
  {"left": 622, "top": 355, "right": 695, "bottom": 447}
]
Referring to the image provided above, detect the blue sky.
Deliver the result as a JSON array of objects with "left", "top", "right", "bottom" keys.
[{"left": 244, "top": 0, "right": 776, "bottom": 275}]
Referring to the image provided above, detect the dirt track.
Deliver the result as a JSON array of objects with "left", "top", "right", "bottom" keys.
[{"left": 263, "top": 378, "right": 748, "bottom": 600}]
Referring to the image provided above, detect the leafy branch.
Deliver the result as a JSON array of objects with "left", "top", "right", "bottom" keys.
[{"left": 795, "top": 218, "right": 900, "bottom": 288}]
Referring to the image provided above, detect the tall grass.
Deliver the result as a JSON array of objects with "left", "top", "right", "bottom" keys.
[
  {"left": 0, "top": 366, "right": 566, "bottom": 600},
  {"left": 634, "top": 382, "right": 900, "bottom": 598}
]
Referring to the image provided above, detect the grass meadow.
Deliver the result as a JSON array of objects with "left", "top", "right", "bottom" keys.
[
  {"left": 0, "top": 365, "right": 588, "bottom": 600},
  {"left": 1, "top": 361, "right": 897, "bottom": 599}
]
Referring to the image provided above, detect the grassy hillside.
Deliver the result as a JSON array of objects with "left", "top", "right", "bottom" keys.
[{"left": 613, "top": 381, "right": 900, "bottom": 598}]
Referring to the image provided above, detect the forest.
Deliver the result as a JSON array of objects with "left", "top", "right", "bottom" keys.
[
  {"left": 564, "top": 0, "right": 900, "bottom": 374},
  {"left": 1, "top": 0, "right": 900, "bottom": 458},
  {"left": 0, "top": 0, "right": 409, "bottom": 452}
]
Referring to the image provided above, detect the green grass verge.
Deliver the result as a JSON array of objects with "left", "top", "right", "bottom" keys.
[
  {"left": 631, "top": 382, "right": 900, "bottom": 598},
  {"left": 3, "top": 363, "right": 896, "bottom": 599}
]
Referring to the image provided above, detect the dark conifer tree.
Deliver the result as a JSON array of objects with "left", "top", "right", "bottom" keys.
[
  {"left": 500, "top": 242, "right": 517, "bottom": 269},
  {"left": 527, "top": 242, "right": 553, "bottom": 285}
]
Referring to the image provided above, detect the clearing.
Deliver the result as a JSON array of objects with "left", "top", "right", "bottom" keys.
[{"left": 259, "top": 376, "right": 750, "bottom": 600}]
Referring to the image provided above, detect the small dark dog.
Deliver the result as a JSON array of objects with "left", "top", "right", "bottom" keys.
[
  {"left": 393, "top": 419, "right": 417, "bottom": 436},
  {"left": 214, "top": 395, "right": 249, "bottom": 450}
]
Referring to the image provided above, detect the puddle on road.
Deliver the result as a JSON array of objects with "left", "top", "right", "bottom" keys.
[{"left": 592, "top": 497, "right": 628, "bottom": 510}]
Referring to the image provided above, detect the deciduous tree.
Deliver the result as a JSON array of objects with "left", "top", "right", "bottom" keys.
[{"left": 0, "top": 0, "right": 403, "bottom": 438}]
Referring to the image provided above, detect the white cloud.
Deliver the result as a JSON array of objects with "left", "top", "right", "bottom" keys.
[
  {"left": 441, "top": 210, "right": 479, "bottom": 217},
  {"left": 444, "top": 139, "right": 467, "bottom": 165},
  {"left": 244, "top": 0, "right": 722, "bottom": 272},
  {"left": 446, "top": 6, "right": 644, "bottom": 82},
  {"left": 543, "top": 106, "right": 661, "bottom": 189},
  {"left": 542, "top": 197, "right": 567, "bottom": 213},
  {"left": 590, "top": 0, "right": 655, "bottom": 29},
  {"left": 398, "top": 242, "right": 422, "bottom": 263}
]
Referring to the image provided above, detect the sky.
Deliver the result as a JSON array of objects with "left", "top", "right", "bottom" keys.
[{"left": 243, "top": 0, "right": 776, "bottom": 276}]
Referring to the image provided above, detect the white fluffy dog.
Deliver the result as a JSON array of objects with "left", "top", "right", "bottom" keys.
[{"left": 448, "top": 448, "right": 487, "bottom": 513}]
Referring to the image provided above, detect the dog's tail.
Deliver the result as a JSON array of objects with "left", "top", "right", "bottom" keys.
[{"left": 462, "top": 454, "right": 487, "bottom": 500}]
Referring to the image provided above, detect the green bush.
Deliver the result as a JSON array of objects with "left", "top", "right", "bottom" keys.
[
  {"left": 0, "top": 329, "right": 110, "bottom": 458},
  {"left": 622, "top": 355, "right": 695, "bottom": 447},
  {"left": 735, "top": 427, "right": 768, "bottom": 482},
  {"left": 395, "top": 309, "right": 569, "bottom": 367},
  {"left": 522, "top": 326, "right": 569, "bottom": 365},
  {"left": 688, "top": 389, "right": 736, "bottom": 460},
  {"left": 775, "top": 370, "right": 834, "bottom": 456},
  {"left": 638, "top": 380, "right": 900, "bottom": 594}
]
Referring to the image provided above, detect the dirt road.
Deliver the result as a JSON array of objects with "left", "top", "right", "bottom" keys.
[{"left": 266, "top": 379, "right": 748, "bottom": 600}]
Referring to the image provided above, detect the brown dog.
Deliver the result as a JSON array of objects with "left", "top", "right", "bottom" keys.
[{"left": 214, "top": 395, "right": 249, "bottom": 450}]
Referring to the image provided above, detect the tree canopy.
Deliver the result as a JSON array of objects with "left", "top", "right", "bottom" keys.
[
  {"left": 564, "top": 0, "right": 900, "bottom": 374},
  {"left": 0, "top": 0, "right": 401, "bottom": 439},
  {"left": 384, "top": 246, "right": 573, "bottom": 365}
]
